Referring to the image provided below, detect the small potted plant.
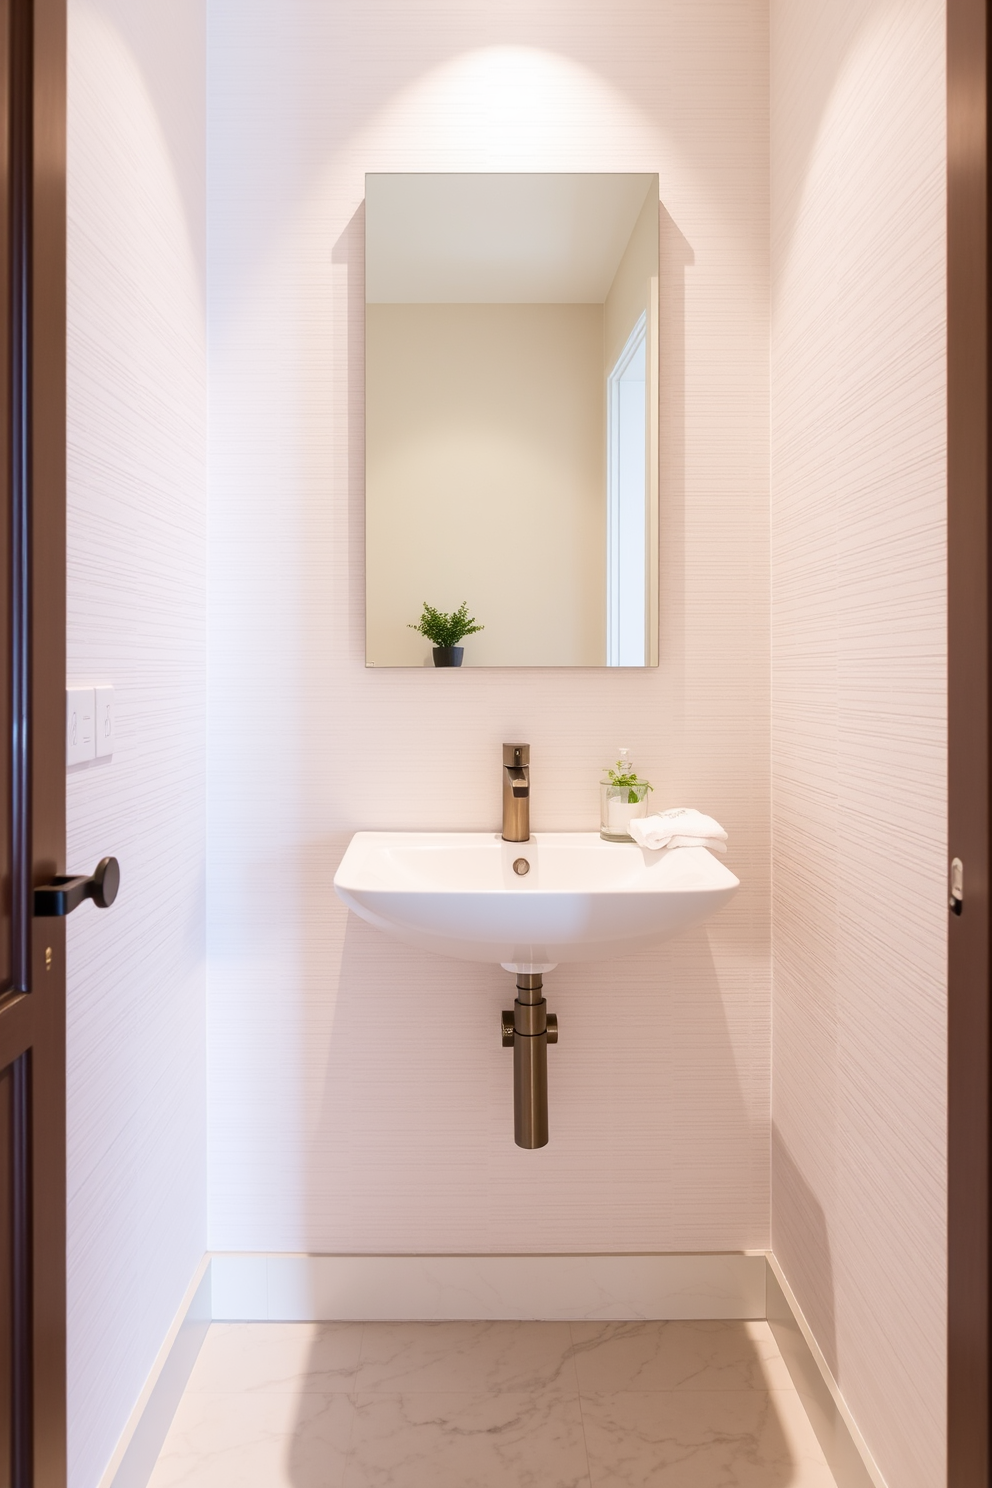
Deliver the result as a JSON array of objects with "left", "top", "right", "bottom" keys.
[
  {"left": 409, "top": 601, "right": 484, "bottom": 667},
  {"left": 600, "top": 751, "right": 653, "bottom": 841}
]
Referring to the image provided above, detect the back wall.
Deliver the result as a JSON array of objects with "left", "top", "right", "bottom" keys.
[{"left": 207, "top": 0, "right": 770, "bottom": 1254}]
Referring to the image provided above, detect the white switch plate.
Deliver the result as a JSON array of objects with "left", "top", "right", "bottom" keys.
[
  {"left": 66, "top": 687, "right": 95, "bottom": 765},
  {"left": 95, "top": 686, "right": 115, "bottom": 757}
]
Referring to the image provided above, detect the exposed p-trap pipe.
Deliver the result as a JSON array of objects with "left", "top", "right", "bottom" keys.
[{"left": 501, "top": 972, "right": 558, "bottom": 1148}]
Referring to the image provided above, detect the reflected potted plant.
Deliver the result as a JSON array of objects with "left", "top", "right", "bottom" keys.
[{"left": 409, "top": 601, "right": 484, "bottom": 667}]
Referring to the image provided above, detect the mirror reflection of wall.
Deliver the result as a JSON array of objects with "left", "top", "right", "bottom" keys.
[{"left": 365, "top": 173, "right": 660, "bottom": 668}]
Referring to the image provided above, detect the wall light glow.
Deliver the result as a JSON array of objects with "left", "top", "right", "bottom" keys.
[{"left": 348, "top": 45, "right": 663, "bottom": 172}]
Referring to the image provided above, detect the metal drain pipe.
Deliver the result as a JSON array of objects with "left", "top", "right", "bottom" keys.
[{"left": 501, "top": 973, "right": 558, "bottom": 1148}]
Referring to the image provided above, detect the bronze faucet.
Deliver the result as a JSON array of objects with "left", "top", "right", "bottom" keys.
[{"left": 502, "top": 743, "right": 530, "bottom": 841}]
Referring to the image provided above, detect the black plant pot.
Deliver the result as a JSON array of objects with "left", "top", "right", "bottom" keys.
[{"left": 432, "top": 646, "right": 464, "bottom": 667}]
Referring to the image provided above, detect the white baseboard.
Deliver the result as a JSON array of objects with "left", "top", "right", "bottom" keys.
[
  {"left": 766, "top": 1253, "right": 888, "bottom": 1488},
  {"left": 209, "top": 1251, "right": 767, "bottom": 1322},
  {"left": 103, "top": 1249, "right": 885, "bottom": 1488},
  {"left": 99, "top": 1257, "right": 211, "bottom": 1488}
]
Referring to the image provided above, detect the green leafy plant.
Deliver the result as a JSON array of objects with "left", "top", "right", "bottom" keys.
[
  {"left": 602, "top": 757, "right": 653, "bottom": 804},
  {"left": 409, "top": 601, "right": 484, "bottom": 649}
]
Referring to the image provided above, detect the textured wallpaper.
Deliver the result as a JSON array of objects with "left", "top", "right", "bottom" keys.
[
  {"left": 770, "top": 3, "right": 947, "bottom": 1486},
  {"left": 66, "top": 4, "right": 207, "bottom": 1486},
  {"left": 206, "top": 0, "right": 771, "bottom": 1255}
]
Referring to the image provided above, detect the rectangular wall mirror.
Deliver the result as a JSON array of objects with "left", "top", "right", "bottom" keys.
[{"left": 365, "top": 172, "right": 660, "bottom": 668}]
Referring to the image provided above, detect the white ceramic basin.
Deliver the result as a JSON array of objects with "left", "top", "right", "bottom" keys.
[{"left": 333, "top": 832, "right": 739, "bottom": 970}]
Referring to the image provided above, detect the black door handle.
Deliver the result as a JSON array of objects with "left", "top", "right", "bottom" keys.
[{"left": 34, "top": 856, "right": 120, "bottom": 917}]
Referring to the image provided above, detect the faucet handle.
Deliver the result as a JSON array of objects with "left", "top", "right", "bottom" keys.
[{"left": 503, "top": 742, "right": 530, "bottom": 767}]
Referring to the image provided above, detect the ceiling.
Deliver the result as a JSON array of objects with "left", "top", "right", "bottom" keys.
[{"left": 365, "top": 172, "right": 657, "bottom": 303}]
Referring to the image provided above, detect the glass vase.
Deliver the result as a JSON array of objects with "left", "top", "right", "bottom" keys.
[{"left": 600, "top": 782, "right": 651, "bottom": 842}]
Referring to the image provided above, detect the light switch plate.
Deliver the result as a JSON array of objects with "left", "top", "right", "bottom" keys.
[
  {"left": 66, "top": 687, "right": 95, "bottom": 765},
  {"left": 95, "top": 686, "right": 115, "bottom": 758}
]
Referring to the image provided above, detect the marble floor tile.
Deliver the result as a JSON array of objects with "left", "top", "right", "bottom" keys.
[
  {"left": 356, "top": 1320, "right": 578, "bottom": 1396},
  {"left": 570, "top": 1320, "right": 794, "bottom": 1394},
  {"left": 580, "top": 1388, "right": 838, "bottom": 1488},
  {"left": 146, "top": 1319, "right": 841, "bottom": 1488},
  {"left": 147, "top": 1389, "right": 355, "bottom": 1488},
  {"left": 186, "top": 1322, "right": 364, "bottom": 1394},
  {"left": 344, "top": 1389, "right": 590, "bottom": 1488}
]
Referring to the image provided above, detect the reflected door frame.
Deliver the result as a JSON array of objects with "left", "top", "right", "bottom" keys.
[{"left": 606, "top": 309, "right": 648, "bottom": 668}]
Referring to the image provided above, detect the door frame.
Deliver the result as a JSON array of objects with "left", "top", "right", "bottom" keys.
[
  {"left": 0, "top": 0, "right": 67, "bottom": 1482},
  {"left": 947, "top": 0, "right": 990, "bottom": 1482},
  {"left": 606, "top": 309, "right": 648, "bottom": 667}
]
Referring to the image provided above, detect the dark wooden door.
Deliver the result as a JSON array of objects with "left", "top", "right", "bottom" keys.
[
  {"left": 947, "top": 0, "right": 991, "bottom": 1482},
  {"left": 0, "top": 1, "right": 66, "bottom": 1485}
]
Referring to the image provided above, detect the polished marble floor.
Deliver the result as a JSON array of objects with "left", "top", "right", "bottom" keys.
[{"left": 147, "top": 1318, "right": 839, "bottom": 1487}]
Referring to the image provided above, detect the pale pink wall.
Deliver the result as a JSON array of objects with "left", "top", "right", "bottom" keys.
[
  {"left": 67, "top": 2, "right": 207, "bottom": 1485},
  {"left": 770, "top": 3, "right": 946, "bottom": 1487},
  {"left": 207, "top": 0, "right": 771, "bottom": 1253}
]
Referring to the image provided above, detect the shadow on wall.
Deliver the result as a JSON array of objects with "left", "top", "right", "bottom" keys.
[
  {"left": 297, "top": 842, "right": 761, "bottom": 1255},
  {"left": 657, "top": 201, "right": 693, "bottom": 721},
  {"left": 330, "top": 201, "right": 367, "bottom": 663},
  {"left": 770, "top": 1, "right": 928, "bottom": 306},
  {"left": 772, "top": 1126, "right": 837, "bottom": 1380},
  {"left": 281, "top": 1319, "right": 804, "bottom": 1483}
]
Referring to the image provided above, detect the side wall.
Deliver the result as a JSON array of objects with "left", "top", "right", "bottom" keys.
[
  {"left": 769, "top": 3, "right": 947, "bottom": 1487},
  {"left": 604, "top": 181, "right": 658, "bottom": 369},
  {"left": 207, "top": 1, "right": 770, "bottom": 1254},
  {"left": 66, "top": 4, "right": 207, "bottom": 1485}
]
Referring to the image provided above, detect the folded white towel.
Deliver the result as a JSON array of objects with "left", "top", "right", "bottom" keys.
[
  {"left": 665, "top": 834, "right": 727, "bottom": 854},
  {"left": 628, "top": 808, "right": 728, "bottom": 852}
]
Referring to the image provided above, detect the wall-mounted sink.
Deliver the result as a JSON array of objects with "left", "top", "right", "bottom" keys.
[{"left": 333, "top": 831, "right": 739, "bottom": 971}]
